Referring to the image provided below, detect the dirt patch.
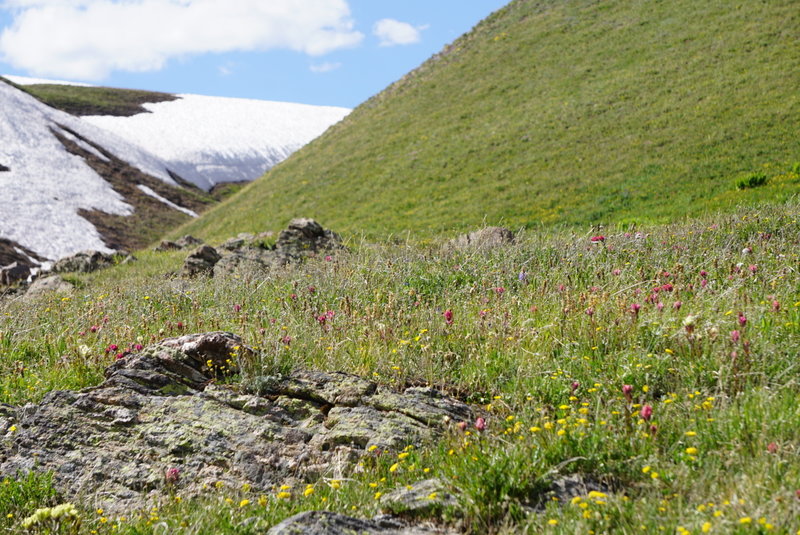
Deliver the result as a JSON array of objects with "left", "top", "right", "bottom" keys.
[
  {"left": 51, "top": 125, "right": 216, "bottom": 252},
  {"left": 0, "top": 238, "right": 45, "bottom": 268}
]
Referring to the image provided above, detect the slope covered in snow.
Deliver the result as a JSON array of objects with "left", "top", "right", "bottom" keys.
[
  {"left": 0, "top": 81, "right": 180, "bottom": 261},
  {"left": 82, "top": 94, "right": 351, "bottom": 190}
]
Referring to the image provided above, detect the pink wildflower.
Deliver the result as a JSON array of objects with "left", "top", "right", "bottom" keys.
[
  {"left": 640, "top": 405, "right": 653, "bottom": 421},
  {"left": 475, "top": 417, "right": 487, "bottom": 432},
  {"left": 444, "top": 309, "right": 454, "bottom": 325}
]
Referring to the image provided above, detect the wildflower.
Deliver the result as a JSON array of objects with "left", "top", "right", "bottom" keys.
[
  {"left": 590, "top": 235, "right": 605, "bottom": 242},
  {"left": 277, "top": 491, "right": 291, "bottom": 499},
  {"left": 518, "top": 270, "right": 528, "bottom": 283},
  {"left": 325, "top": 255, "right": 333, "bottom": 262},
  {"left": 494, "top": 286, "right": 505, "bottom": 295},
  {"left": 749, "top": 264, "right": 758, "bottom": 274},
  {"left": 443, "top": 309, "right": 454, "bottom": 325},
  {"left": 738, "top": 313, "right": 747, "bottom": 327},
  {"left": 457, "top": 421, "right": 468, "bottom": 432},
  {"left": 630, "top": 303, "right": 641, "bottom": 316},
  {"left": 239, "top": 499, "right": 250, "bottom": 507},
  {"left": 475, "top": 417, "right": 487, "bottom": 431},
  {"left": 640, "top": 405, "right": 653, "bottom": 421},
  {"left": 772, "top": 300, "right": 780, "bottom": 311},
  {"left": 571, "top": 381, "right": 579, "bottom": 393},
  {"left": 134, "top": 344, "right": 144, "bottom": 351},
  {"left": 685, "top": 447, "right": 698, "bottom": 455},
  {"left": 767, "top": 442, "right": 778, "bottom": 454},
  {"left": 304, "top": 487, "right": 314, "bottom": 497},
  {"left": 165, "top": 467, "right": 180, "bottom": 484},
  {"left": 233, "top": 304, "right": 242, "bottom": 313},
  {"left": 622, "top": 384, "right": 633, "bottom": 402},
  {"left": 585, "top": 307, "right": 594, "bottom": 317},
  {"left": 683, "top": 315, "right": 698, "bottom": 333},
  {"left": 730, "top": 330, "right": 740, "bottom": 343}
]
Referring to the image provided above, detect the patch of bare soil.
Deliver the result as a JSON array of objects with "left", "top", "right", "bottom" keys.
[{"left": 52, "top": 125, "right": 216, "bottom": 252}]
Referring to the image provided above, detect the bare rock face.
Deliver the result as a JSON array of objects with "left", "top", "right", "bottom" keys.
[
  {"left": 448, "top": 227, "right": 514, "bottom": 251},
  {"left": 0, "top": 332, "right": 472, "bottom": 514},
  {"left": 0, "top": 262, "right": 30, "bottom": 286}
]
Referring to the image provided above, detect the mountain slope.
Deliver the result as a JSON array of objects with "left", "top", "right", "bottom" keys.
[
  {"left": 11, "top": 76, "right": 351, "bottom": 191},
  {"left": 178, "top": 0, "right": 800, "bottom": 241},
  {"left": 0, "top": 79, "right": 211, "bottom": 263}
]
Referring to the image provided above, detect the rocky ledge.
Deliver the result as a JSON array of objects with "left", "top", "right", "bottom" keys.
[{"left": 0, "top": 332, "right": 472, "bottom": 516}]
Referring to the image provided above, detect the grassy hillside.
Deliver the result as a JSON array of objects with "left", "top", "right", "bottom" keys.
[
  {"left": 2, "top": 202, "right": 799, "bottom": 533},
  {"left": 176, "top": 0, "right": 800, "bottom": 242},
  {"left": 9, "top": 80, "right": 177, "bottom": 116}
]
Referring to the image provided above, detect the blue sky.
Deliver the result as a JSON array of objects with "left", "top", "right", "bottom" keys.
[{"left": 0, "top": 1, "right": 508, "bottom": 107}]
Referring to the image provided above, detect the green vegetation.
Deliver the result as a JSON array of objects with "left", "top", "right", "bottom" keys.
[
  {"left": 2, "top": 201, "right": 799, "bottom": 533},
  {"left": 9, "top": 80, "right": 176, "bottom": 116},
  {"left": 173, "top": 0, "right": 800, "bottom": 243}
]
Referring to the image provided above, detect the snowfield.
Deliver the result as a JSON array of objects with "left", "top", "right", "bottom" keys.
[
  {"left": 0, "top": 81, "right": 177, "bottom": 261},
  {"left": 82, "top": 94, "right": 351, "bottom": 190}
]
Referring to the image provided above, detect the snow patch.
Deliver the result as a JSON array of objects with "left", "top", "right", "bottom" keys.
[
  {"left": 3, "top": 74, "right": 94, "bottom": 87},
  {"left": 137, "top": 185, "right": 198, "bottom": 218},
  {"left": 83, "top": 93, "right": 351, "bottom": 190}
]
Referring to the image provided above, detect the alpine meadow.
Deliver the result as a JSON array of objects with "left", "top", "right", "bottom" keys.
[{"left": 1, "top": 1, "right": 799, "bottom": 534}]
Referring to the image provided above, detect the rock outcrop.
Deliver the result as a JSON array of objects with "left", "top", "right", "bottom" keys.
[
  {"left": 181, "top": 218, "right": 344, "bottom": 278},
  {"left": 50, "top": 250, "right": 118, "bottom": 274},
  {"left": 0, "top": 332, "right": 472, "bottom": 514}
]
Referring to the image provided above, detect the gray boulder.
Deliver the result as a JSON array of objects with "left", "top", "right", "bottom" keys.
[{"left": 24, "top": 275, "right": 74, "bottom": 299}]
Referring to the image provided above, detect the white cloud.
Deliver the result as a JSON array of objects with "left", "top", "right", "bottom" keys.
[
  {"left": 372, "top": 18, "right": 423, "bottom": 47},
  {"left": 0, "top": 0, "right": 364, "bottom": 80},
  {"left": 309, "top": 61, "right": 341, "bottom": 73}
]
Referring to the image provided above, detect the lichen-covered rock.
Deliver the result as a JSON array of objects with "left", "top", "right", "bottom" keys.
[
  {"left": 51, "top": 250, "right": 117, "bottom": 273},
  {"left": 447, "top": 227, "right": 514, "bottom": 251},
  {"left": 274, "top": 218, "right": 343, "bottom": 262},
  {"left": 267, "top": 511, "right": 454, "bottom": 535},
  {"left": 206, "top": 219, "right": 344, "bottom": 279},
  {"left": 380, "top": 479, "right": 458, "bottom": 517},
  {"left": 181, "top": 245, "right": 221, "bottom": 277},
  {"left": 0, "top": 332, "right": 472, "bottom": 514}
]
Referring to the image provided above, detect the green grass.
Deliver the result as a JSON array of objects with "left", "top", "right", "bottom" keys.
[
  {"left": 172, "top": 0, "right": 800, "bottom": 243},
  {"left": 2, "top": 200, "right": 799, "bottom": 533},
  {"left": 6, "top": 80, "right": 177, "bottom": 117}
]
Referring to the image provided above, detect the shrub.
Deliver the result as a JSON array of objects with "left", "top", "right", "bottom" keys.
[{"left": 735, "top": 172, "right": 768, "bottom": 190}]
